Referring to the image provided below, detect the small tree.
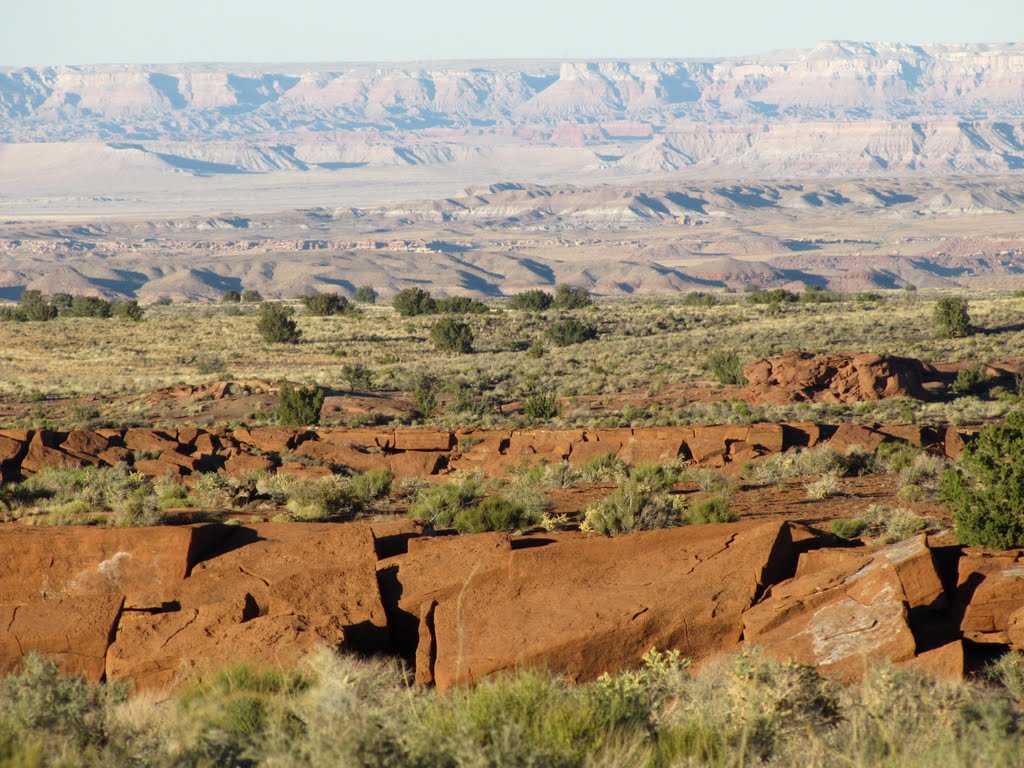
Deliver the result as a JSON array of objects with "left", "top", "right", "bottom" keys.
[
  {"left": 68, "top": 296, "right": 113, "bottom": 318},
  {"left": 111, "top": 300, "right": 144, "bottom": 321},
  {"left": 393, "top": 287, "right": 437, "bottom": 316},
  {"left": 353, "top": 286, "right": 378, "bottom": 304},
  {"left": 18, "top": 290, "right": 57, "bottom": 322},
  {"left": 552, "top": 284, "right": 592, "bottom": 310},
  {"left": 241, "top": 289, "right": 263, "bottom": 303},
  {"left": 301, "top": 291, "right": 351, "bottom": 316},
  {"left": 221, "top": 290, "right": 241, "bottom": 303},
  {"left": 340, "top": 362, "right": 374, "bottom": 392},
  {"left": 547, "top": 318, "right": 598, "bottom": 346},
  {"left": 508, "top": 289, "right": 554, "bottom": 311},
  {"left": 277, "top": 383, "right": 325, "bottom": 426},
  {"left": 941, "top": 412, "right": 1024, "bottom": 547},
  {"left": 257, "top": 303, "right": 301, "bottom": 344},
  {"left": 934, "top": 296, "right": 972, "bottom": 338},
  {"left": 430, "top": 318, "right": 474, "bottom": 353}
]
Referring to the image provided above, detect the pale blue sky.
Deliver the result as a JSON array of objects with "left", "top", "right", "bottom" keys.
[{"left": 2, "top": 0, "right": 1022, "bottom": 65}]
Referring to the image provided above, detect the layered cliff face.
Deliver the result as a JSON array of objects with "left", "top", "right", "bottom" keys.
[{"left": 3, "top": 41, "right": 1024, "bottom": 141}]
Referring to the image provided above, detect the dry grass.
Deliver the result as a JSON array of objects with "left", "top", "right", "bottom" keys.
[{"left": 1, "top": 289, "right": 1023, "bottom": 428}]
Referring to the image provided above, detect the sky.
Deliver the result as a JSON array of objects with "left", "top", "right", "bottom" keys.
[{"left": 2, "top": 0, "right": 1023, "bottom": 66}]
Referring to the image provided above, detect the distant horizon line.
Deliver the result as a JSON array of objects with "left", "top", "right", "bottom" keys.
[{"left": 2, "top": 39, "right": 1022, "bottom": 70}]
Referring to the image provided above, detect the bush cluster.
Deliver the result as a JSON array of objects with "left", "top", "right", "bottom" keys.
[
  {"left": 0, "top": 291, "right": 144, "bottom": 322},
  {"left": 300, "top": 291, "right": 354, "bottom": 316},
  {"left": 547, "top": 318, "right": 598, "bottom": 346},
  {"left": 276, "top": 383, "right": 325, "bottom": 426}
]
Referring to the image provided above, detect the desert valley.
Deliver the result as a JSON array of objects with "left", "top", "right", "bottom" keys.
[{"left": 5, "top": 36, "right": 1024, "bottom": 766}]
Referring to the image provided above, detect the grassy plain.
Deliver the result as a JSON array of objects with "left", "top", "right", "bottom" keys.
[{"left": 1, "top": 288, "right": 1022, "bottom": 429}]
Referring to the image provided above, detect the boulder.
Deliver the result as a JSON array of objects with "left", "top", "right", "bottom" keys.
[
  {"left": 319, "top": 429, "right": 395, "bottom": 450},
  {"left": 828, "top": 424, "right": 886, "bottom": 454},
  {"left": 388, "top": 451, "right": 446, "bottom": 479},
  {"left": 0, "top": 435, "right": 24, "bottom": 465},
  {"left": 393, "top": 431, "right": 454, "bottom": 452},
  {"left": 377, "top": 533, "right": 513, "bottom": 668},
  {"left": 687, "top": 426, "right": 748, "bottom": 463},
  {"left": 247, "top": 427, "right": 299, "bottom": 454},
  {"left": 60, "top": 430, "right": 109, "bottom": 457},
  {"left": 0, "top": 594, "right": 124, "bottom": 682},
  {"left": 105, "top": 522, "right": 387, "bottom": 690},
  {"left": 222, "top": 453, "right": 276, "bottom": 477},
  {"left": 123, "top": 428, "right": 181, "bottom": 454},
  {"left": 744, "top": 555, "right": 917, "bottom": 681},
  {"left": 899, "top": 640, "right": 965, "bottom": 682},
  {"left": 421, "top": 521, "right": 793, "bottom": 690},
  {"left": 744, "top": 352, "right": 926, "bottom": 405},
  {"left": 293, "top": 441, "right": 383, "bottom": 473},
  {"left": 134, "top": 459, "right": 184, "bottom": 478},
  {"left": 958, "top": 551, "right": 1024, "bottom": 644}
]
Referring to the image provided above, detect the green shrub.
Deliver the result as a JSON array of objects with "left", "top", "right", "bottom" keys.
[
  {"left": 680, "top": 291, "right": 718, "bottom": 307},
  {"left": 547, "top": 318, "right": 597, "bottom": 346},
  {"left": 277, "top": 383, "right": 325, "bottom": 426},
  {"left": 934, "top": 296, "right": 972, "bottom": 338},
  {"left": 552, "top": 284, "right": 592, "bottom": 309},
  {"left": 67, "top": 295, "right": 112, "bottom": 318},
  {"left": 340, "top": 362, "right": 374, "bottom": 392},
  {"left": 353, "top": 286, "right": 378, "bottom": 304},
  {"left": 257, "top": 303, "right": 301, "bottom": 343},
  {"left": 680, "top": 493, "right": 738, "bottom": 525},
  {"left": 241, "top": 289, "right": 263, "bottom": 303},
  {"left": 349, "top": 470, "right": 393, "bottom": 505},
  {"left": 435, "top": 296, "right": 488, "bottom": 314},
  {"left": 704, "top": 351, "right": 747, "bottom": 385},
  {"left": 951, "top": 364, "right": 993, "bottom": 396},
  {"left": 392, "top": 287, "right": 437, "bottom": 316},
  {"left": 746, "top": 287, "right": 798, "bottom": 305},
  {"left": 582, "top": 479, "right": 679, "bottom": 535},
  {"left": 18, "top": 291, "right": 57, "bottom": 322},
  {"left": 221, "top": 290, "right": 241, "bottom": 303},
  {"left": 799, "top": 286, "right": 841, "bottom": 304},
  {"left": 831, "top": 519, "right": 869, "bottom": 539},
  {"left": 111, "top": 300, "right": 144, "bottom": 321},
  {"left": 941, "top": 412, "right": 1024, "bottom": 547},
  {"left": 452, "top": 495, "right": 543, "bottom": 533},
  {"left": 508, "top": 289, "right": 554, "bottom": 311},
  {"left": 408, "top": 476, "right": 486, "bottom": 528},
  {"left": 301, "top": 291, "right": 352, "bottom": 316},
  {"left": 409, "top": 373, "right": 439, "bottom": 417},
  {"left": 281, "top": 476, "right": 360, "bottom": 521},
  {"left": 430, "top": 318, "right": 474, "bottom": 353},
  {"left": 579, "top": 452, "right": 630, "bottom": 482},
  {"left": 523, "top": 390, "right": 559, "bottom": 420}
]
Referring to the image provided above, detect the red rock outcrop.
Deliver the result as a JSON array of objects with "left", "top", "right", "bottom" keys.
[
  {"left": 744, "top": 352, "right": 928, "bottom": 405},
  {"left": 743, "top": 535, "right": 944, "bottom": 681},
  {"left": 414, "top": 521, "right": 793, "bottom": 690}
]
